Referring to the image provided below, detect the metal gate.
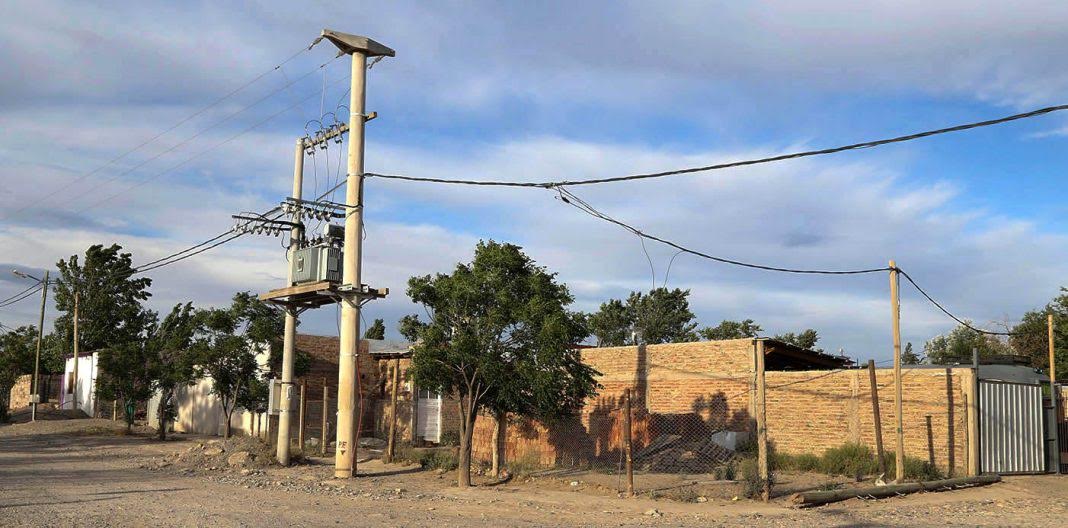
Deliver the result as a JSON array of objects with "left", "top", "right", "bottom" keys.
[{"left": 979, "top": 380, "right": 1046, "bottom": 474}]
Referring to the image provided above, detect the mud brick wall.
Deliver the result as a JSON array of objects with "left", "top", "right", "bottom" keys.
[
  {"left": 471, "top": 340, "right": 756, "bottom": 466},
  {"left": 7, "top": 374, "right": 32, "bottom": 410},
  {"left": 764, "top": 367, "right": 970, "bottom": 474}
]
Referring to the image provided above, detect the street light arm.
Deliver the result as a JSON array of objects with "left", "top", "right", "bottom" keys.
[{"left": 12, "top": 269, "right": 43, "bottom": 283}]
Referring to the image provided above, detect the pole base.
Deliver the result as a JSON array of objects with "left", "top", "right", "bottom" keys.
[{"left": 334, "top": 469, "right": 353, "bottom": 479}]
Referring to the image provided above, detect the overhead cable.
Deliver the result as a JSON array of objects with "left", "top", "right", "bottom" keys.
[{"left": 367, "top": 103, "right": 1068, "bottom": 188}]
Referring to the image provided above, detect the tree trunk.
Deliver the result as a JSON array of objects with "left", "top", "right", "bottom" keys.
[
  {"left": 123, "top": 398, "right": 134, "bottom": 434},
  {"left": 457, "top": 399, "right": 473, "bottom": 487},
  {"left": 491, "top": 410, "right": 505, "bottom": 477},
  {"left": 157, "top": 390, "right": 170, "bottom": 441},
  {"left": 223, "top": 407, "right": 233, "bottom": 438}
]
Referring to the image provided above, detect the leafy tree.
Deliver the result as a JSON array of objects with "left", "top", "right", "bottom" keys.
[
  {"left": 95, "top": 309, "right": 158, "bottom": 432},
  {"left": 403, "top": 241, "right": 598, "bottom": 487},
  {"left": 923, "top": 323, "right": 1012, "bottom": 365},
  {"left": 0, "top": 326, "right": 37, "bottom": 421},
  {"left": 588, "top": 288, "right": 698, "bottom": 346},
  {"left": 195, "top": 294, "right": 267, "bottom": 438},
  {"left": 398, "top": 314, "right": 422, "bottom": 342},
  {"left": 773, "top": 329, "right": 823, "bottom": 352},
  {"left": 700, "top": 319, "right": 763, "bottom": 340},
  {"left": 53, "top": 244, "right": 152, "bottom": 355},
  {"left": 149, "top": 303, "right": 203, "bottom": 440},
  {"left": 364, "top": 318, "right": 386, "bottom": 340},
  {"left": 901, "top": 342, "right": 923, "bottom": 365}
]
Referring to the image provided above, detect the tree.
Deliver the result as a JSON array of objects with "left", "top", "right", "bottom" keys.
[
  {"left": 699, "top": 319, "right": 763, "bottom": 340},
  {"left": 149, "top": 303, "right": 203, "bottom": 440},
  {"left": 403, "top": 241, "right": 598, "bottom": 487},
  {"left": 774, "top": 329, "right": 823, "bottom": 352},
  {"left": 364, "top": 318, "right": 386, "bottom": 340},
  {"left": 195, "top": 293, "right": 267, "bottom": 438},
  {"left": 0, "top": 326, "right": 37, "bottom": 421},
  {"left": 588, "top": 288, "right": 698, "bottom": 346},
  {"left": 95, "top": 309, "right": 158, "bottom": 432},
  {"left": 53, "top": 244, "right": 152, "bottom": 355},
  {"left": 1010, "top": 288, "right": 1068, "bottom": 380},
  {"left": 923, "top": 323, "right": 1012, "bottom": 365},
  {"left": 901, "top": 342, "right": 923, "bottom": 365}
]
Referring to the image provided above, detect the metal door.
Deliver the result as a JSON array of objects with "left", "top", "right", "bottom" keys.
[
  {"left": 415, "top": 389, "right": 441, "bottom": 443},
  {"left": 979, "top": 380, "right": 1046, "bottom": 474}
]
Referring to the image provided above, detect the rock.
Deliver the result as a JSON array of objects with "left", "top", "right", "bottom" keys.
[
  {"left": 240, "top": 469, "right": 253, "bottom": 476},
  {"left": 203, "top": 447, "right": 224, "bottom": 456},
  {"left": 644, "top": 509, "right": 662, "bottom": 517},
  {"left": 320, "top": 480, "right": 348, "bottom": 489},
  {"left": 357, "top": 437, "right": 386, "bottom": 448},
  {"left": 306, "top": 438, "right": 320, "bottom": 448},
  {"left": 227, "top": 451, "right": 252, "bottom": 467},
  {"left": 696, "top": 496, "right": 708, "bottom": 503},
  {"left": 569, "top": 481, "right": 580, "bottom": 487}
]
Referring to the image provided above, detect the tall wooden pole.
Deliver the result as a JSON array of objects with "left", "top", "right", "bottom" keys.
[
  {"left": 385, "top": 358, "right": 400, "bottom": 463},
  {"left": 755, "top": 340, "right": 770, "bottom": 501},
  {"left": 868, "top": 359, "right": 887, "bottom": 476},
  {"left": 1049, "top": 313, "right": 1057, "bottom": 385},
  {"left": 30, "top": 271, "right": 48, "bottom": 421},
  {"left": 889, "top": 260, "right": 905, "bottom": 483},
  {"left": 321, "top": 382, "right": 329, "bottom": 457},
  {"left": 623, "top": 388, "right": 634, "bottom": 497},
  {"left": 71, "top": 291, "right": 79, "bottom": 412}
]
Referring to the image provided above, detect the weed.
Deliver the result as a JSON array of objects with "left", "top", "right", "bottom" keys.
[{"left": 820, "top": 443, "right": 877, "bottom": 479}]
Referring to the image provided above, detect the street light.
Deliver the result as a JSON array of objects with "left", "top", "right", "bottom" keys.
[{"left": 11, "top": 269, "right": 48, "bottom": 421}]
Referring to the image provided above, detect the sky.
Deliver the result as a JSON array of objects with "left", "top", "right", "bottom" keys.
[{"left": 1, "top": 1, "right": 1066, "bottom": 363}]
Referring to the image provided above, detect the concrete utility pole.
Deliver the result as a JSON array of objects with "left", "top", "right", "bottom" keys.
[
  {"left": 13, "top": 270, "right": 49, "bottom": 421},
  {"left": 1049, "top": 313, "right": 1057, "bottom": 385},
  {"left": 276, "top": 138, "right": 305, "bottom": 465},
  {"left": 889, "top": 260, "right": 905, "bottom": 483},
  {"left": 72, "top": 290, "right": 79, "bottom": 412},
  {"left": 322, "top": 29, "right": 395, "bottom": 479}
]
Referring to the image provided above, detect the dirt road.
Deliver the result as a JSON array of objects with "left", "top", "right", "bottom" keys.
[{"left": 2, "top": 419, "right": 1067, "bottom": 527}]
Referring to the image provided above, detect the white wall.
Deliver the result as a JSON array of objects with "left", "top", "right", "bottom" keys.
[{"left": 62, "top": 353, "right": 98, "bottom": 416}]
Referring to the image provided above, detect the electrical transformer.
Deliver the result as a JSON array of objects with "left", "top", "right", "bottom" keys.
[{"left": 292, "top": 244, "right": 343, "bottom": 284}]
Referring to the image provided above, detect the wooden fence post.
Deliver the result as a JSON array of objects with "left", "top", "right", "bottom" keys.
[
  {"left": 385, "top": 358, "right": 400, "bottom": 464},
  {"left": 755, "top": 339, "right": 770, "bottom": 501},
  {"left": 298, "top": 382, "right": 306, "bottom": 454},
  {"left": 321, "top": 382, "right": 329, "bottom": 457},
  {"left": 623, "top": 388, "right": 634, "bottom": 497},
  {"left": 868, "top": 360, "right": 887, "bottom": 476},
  {"left": 112, "top": 399, "right": 117, "bottom": 421}
]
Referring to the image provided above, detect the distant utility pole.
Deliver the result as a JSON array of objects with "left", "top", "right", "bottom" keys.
[
  {"left": 1049, "top": 313, "right": 1057, "bottom": 385},
  {"left": 321, "top": 29, "right": 395, "bottom": 479},
  {"left": 276, "top": 138, "right": 305, "bottom": 465},
  {"left": 72, "top": 290, "right": 79, "bottom": 412},
  {"left": 12, "top": 270, "right": 49, "bottom": 421}
]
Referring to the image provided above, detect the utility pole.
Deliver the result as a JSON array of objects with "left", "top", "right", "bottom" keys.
[
  {"left": 72, "top": 290, "right": 79, "bottom": 412},
  {"left": 1049, "top": 313, "right": 1057, "bottom": 385},
  {"left": 276, "top": 138, "right": 305, "bottom": 465},
  {"left": 13, "top": 270, "right": 49, "bottom": 421},
  {"left": 889, "top": 260, "right": 905, "bottom": 483},
  {"left": 322, "top": 29, "right": 394, "bottom": 479}
]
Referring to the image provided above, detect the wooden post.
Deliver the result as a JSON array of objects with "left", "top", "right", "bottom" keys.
[
  {"left": 925, "top": 415, "right": 935, "bottom": 466},
  {"left": 964, "top": 371, "right": 980, "bottom": 476},
  {"left": 867, "top": 360, "right": 887, "bottom": 476},
  {"left": 623, "top": 388, "right": 634, "bottom": 497},
  {"left": 385, "top": 358, "right": 400, "bottom": 464},
  {"left": 321, "top": 382, "right": 329, "bottom": 457},
  {"left": 889, "top": 260, "right": 905, "bottom": 483},
  {"left": 298, "top": 382, "right": 306, "bottom": 454},
  {"left": 112, "top": 400, "right": 118, "bottom": 421},
  {"left": 755, "top": 339, "right": 770, "bottom": 501},
  {"left": 1050, "top": 313, "right": 1058, "bottom": 385}
]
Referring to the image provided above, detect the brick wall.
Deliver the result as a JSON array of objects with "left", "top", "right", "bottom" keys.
[
  {"left": 761, "top": 367, "right": 969, "bottom": 474},
  {"left": 295, "top": 335, "right": 379, "bottom": 434},
  {"left": 7, "top": 374, "right": 32, "bottom": 410}
]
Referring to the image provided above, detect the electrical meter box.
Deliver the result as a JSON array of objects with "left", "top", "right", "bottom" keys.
[{"left": 292, "top": 245, "right": 343, "bottom": 285}]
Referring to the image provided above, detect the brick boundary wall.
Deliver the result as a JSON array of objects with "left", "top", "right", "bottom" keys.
[{"left": 8, "top": 374, "right": 32, "bottom": 410}]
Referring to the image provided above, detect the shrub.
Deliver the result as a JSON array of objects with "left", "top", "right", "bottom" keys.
[
  {"left": 737, "top": 457, "right": 772, "bottom": 499},
  {"left": 885, "top": 452, "right": 944, "bottom": 481},
  {"left": 419, "top": 449, "right": 459, "bottom": 471},
  {"left": 820, "top": 443, "right": 878, "bottom": 479},
  {"left": 772, "top": 452, "right": 821, "bottom": 472}
]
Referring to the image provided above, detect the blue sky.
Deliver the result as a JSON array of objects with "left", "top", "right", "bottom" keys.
[{"left": 1, "top": 1, "right": 1067, "bottom": 361}]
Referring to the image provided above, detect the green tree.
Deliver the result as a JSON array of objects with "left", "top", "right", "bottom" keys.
[
  {"left": 195, "top": 294, "right": 267, "bottom": 438},
  {"left": 364, "top": 318, "right": 386, "bottom": 340},
  {"left": 699, "top": 319, "right": 763, "bottom": 340},
  {"left": 923, "top": 323, "right": 1012, "bottom": 365},
  {"left": 901, "top": 342, "right": 923, "bottom": 365},
  {"left": 403, "top": 241, "right": 598, "bottom": 487},
  {"left": 95, "top": 309, "right": 158, "bottom": 432},
  {"left": 149, "top": 303, "right": 203, "bottom": 440},
  {"left": 0, "top": 326, "right": 37, "bottom": 421},
  {"left": 53, "top": 244, "right": 152, "bottom": 355},
  {"left": 773, "top": 329, "right": 823, "bottom": 352},
  {"left": 588, "top": 288, "right": 698, "bottom": 346},
  {"left": 1009, "top": 288, "right": 1068, "bottom": 380}
]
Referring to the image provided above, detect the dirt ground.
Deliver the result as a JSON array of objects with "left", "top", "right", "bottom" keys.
[{"left": 2, "top": 418, "right": 1068, "bottom": 527}]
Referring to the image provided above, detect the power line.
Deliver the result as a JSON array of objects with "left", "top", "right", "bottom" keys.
[
  {"left": 896, "top": 269, "right": 1016, "bottom": 336},
  {"left": 555, "top": 187, "right": 890, "bottom": 275},
  {"left": 366, "top": 103, "right": 1068, "bottom": 188},
  {"left": 0, "top": 37, "right": 326, "bottom": 222},
  {"left": 0, "top": 285, "right": 43, "bottom": 309},
  {"left": 0, "top": 283, "right": 42, "bottom": 305}
]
